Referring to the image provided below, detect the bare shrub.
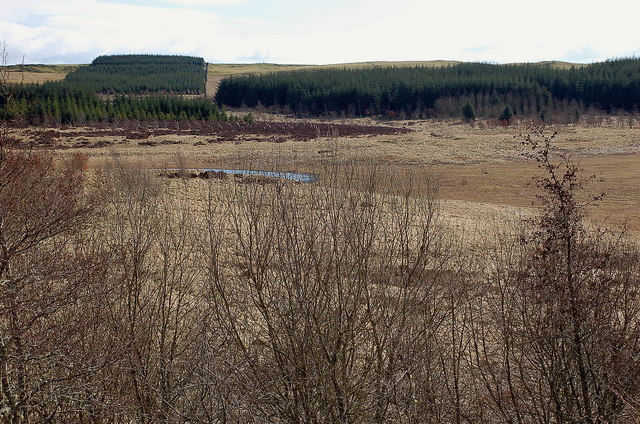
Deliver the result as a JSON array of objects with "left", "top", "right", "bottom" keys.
[
  {"left": 469, "top": 123, "right": 640, "bottom": 423},
  {"left": 98, "top": 163, "right": 208, "bottom": 423},
  {"left": 0, "top": 149, "right": 113, "bottom": 422},
  {"left": 199, "top": 160, "right": 461, "bottom": 423}
]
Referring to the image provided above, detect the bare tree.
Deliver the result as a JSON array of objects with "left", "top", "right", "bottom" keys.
[
  {"left": 199, "top": 161, "right": 456, "bottom": 423},
  {"left": 469, "top": 123, "right": 640, "bottom": 423},
  {"left": 0, "top": 149, "right": 113, "bottom": 422},
  {"left": 99, "top": 163, "right": 208, "bottom": 423}
]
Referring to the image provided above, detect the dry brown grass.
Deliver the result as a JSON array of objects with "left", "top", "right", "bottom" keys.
[
  {"left": 206, "top": 61, "right": 461, "bottom": 78},
  {"left": 205, "top": 60, "right": 577, "bottom": 78},
  {"left": 14, "top": 116, "right": 640, "bottom": 235},
  {"left": 4, "top": 64, "right": 80, "bottom": 84},
  {"left": 6, "top": 71, "right": 67, "bottom": 84}
]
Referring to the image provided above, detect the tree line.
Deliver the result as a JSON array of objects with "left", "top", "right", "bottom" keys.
[
  {"left": 1, "top": 123, "right": 639, "bottom": 422},
  {"left": 215, "top": 58, "right": 640, "bottom": 120},
  {"left": 1, "top": 82, "right": 227, "bottom": 125},
  {"left": 64, "top": 54, "right": 207, "bottom": 94}
]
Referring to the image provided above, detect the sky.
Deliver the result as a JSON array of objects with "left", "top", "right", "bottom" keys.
[{"left": 2, "top": 0, "right": 640, "bottom": 65}]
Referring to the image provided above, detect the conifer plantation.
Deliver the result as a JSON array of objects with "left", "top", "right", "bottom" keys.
[
  {"left": 2, "top": 83, "right": 226, "bottom": 125},
  {"left": 64, "top": 55, "right": 206, "bottom": 94},
  {"left": 0, "top": 55, "right": 225, "bottom": 124},
  {"left": 215, "top": 59, "right": 640, "bottom": 119}
]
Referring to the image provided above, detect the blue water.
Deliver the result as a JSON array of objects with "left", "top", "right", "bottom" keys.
[
  {"left": 163, "top": 168, "right": 317, "bottom": 183},
  {"left": 203, "top": 169, "right": 317, "bottom": 183}
]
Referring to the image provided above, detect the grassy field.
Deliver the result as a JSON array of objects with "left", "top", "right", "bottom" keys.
[
  {"left": 206, "top": 59, "right": 581, "bottom": 76},
  {"left": 20, "top": 115, "right": 637, "bottom": 235},
  {"left": 207, "top": 60, "right": 462, "bottom": 76},
  {"left": 6, "top": 56, "right": 640, "bottom": 424},
  {"left": 5, "top": 64, "right": 82, "bottom": 84}
]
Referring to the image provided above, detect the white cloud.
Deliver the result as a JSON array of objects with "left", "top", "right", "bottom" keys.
[
  {"left": 158, "top": 0, "right": 245, "bottom": 5},
  {"left": 1, "top": 0, "right": 229, "bottom": 63},
  {"left": 1, "top": 0, "right": 640, "bottom": 64}
]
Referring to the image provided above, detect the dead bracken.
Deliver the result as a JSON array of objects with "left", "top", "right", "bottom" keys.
[{"left": 20, "top": 120, "right": 411, "bottom": 147}]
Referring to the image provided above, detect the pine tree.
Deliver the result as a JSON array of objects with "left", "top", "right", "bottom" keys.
[
  {"left": 462, "top": 102, "right": 476, "bottom": 121},
  {"left": 499, "top": 105, "right": 513, "bottom": 124}
]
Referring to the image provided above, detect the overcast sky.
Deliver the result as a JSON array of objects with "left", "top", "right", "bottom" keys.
[{"left": 2, "top": 0, "right": 640, "bottom": 65}]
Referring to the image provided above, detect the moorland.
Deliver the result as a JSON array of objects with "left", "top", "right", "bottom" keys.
[
  {"left": 5, "top": 57, "right": 640, "bottom": 232},
  {"left": 1, "top": 54, "right": 640, "bottom": 423}
]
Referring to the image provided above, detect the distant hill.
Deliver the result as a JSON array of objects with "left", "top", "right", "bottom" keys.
[
  {"left": 204, "top": 60, "right": 588, "bottom": 98},
  {"left": 6, "top": 64, "right": 83, "bottom": 74},
  {"left": 207, "top": 60, "right": 462, "bottom": 77},
  {"left": 4, "top": 59, "right": 584, "bottom": 87},
  {"left": 205, "top": 60, "right": 587, "bottom": 78}
]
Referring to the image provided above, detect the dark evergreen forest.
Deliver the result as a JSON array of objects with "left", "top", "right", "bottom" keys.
[
  {"left": 64, "top": 54, "right": 207, "bottom": 94},
  {"left": 215, "top": 59, "right": 640, "bottom": 119},
  {"left": 0, "top": 55, "right": 226, "bottom": 124},
  {"left": 1, "top": 82, "right": 226, "bottom": 125}
]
